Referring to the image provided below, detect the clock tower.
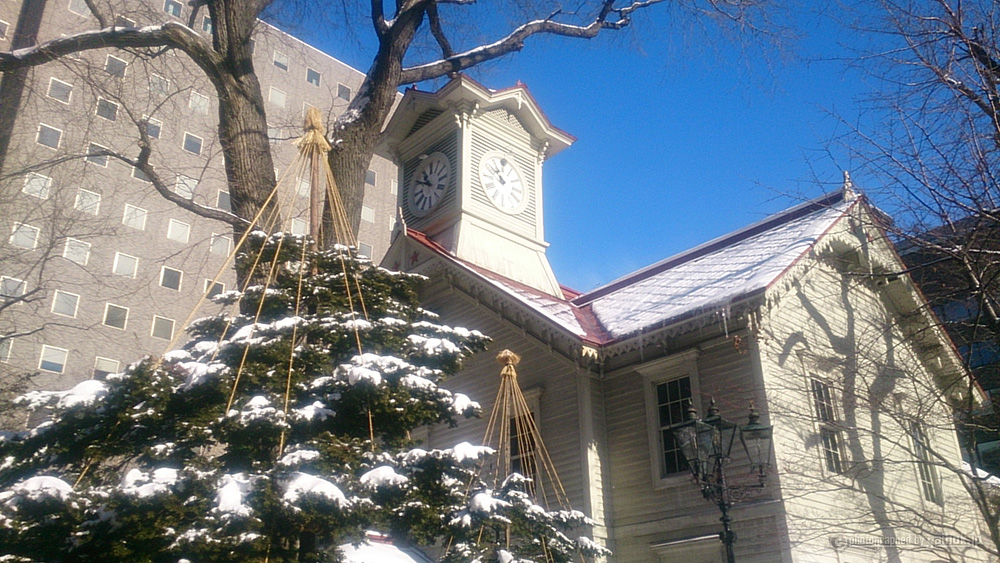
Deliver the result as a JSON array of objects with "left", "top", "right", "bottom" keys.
[{"left": 381, "top": 76, "right": 574, "bottom": 297}]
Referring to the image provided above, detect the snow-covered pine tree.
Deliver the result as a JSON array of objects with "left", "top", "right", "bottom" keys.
[{"left": 0, "top": 233, "right": 608, "bottom": 562}]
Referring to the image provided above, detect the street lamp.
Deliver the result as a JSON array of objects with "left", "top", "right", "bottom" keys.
[{"left": 672, "top": 399, "right": 773, "bottom": 563}]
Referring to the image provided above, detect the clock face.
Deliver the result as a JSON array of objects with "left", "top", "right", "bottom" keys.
[
  {"left": 479, "top": 152, "right": 526, "bottom": 213},
  {"left": 409, "top": 152, "right": 450, "bottom": 215}
]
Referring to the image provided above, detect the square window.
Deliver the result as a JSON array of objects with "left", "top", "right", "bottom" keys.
[
  {"left": 0, "top": 338, "right": 10, "bottom": 363},
  {"left": 122, "top": 204, "right": 147, "bottom": 230},
  {"left": 183, "top": 133, "right": 203, "bottom": 155},
  {"left": 189, "top": 91, "right": 209, "bottom": 114},
  {"left": 160, "top": 266, "right": 182, "bottom": 290},
  {"left": 358, "top": 242, "right": 373, "bottom": 258},
  {"left": 365, "top": 170, "right": 376, "bottom": 185},
  {"left": 163, "top": 0, "right": 181, "bottom": 17},
  {"left": 210, "top": 233, "right": 232, "bottom": 256},
  {"left": 105, "top": 55, "right": 127, "bottom": 77},
  {"left": 151, "top": 315, "right": 175, "bottom": 340},
  {"left": 51, "top": 290, "right": 80, "bottom": 317},
  {"left": 68, "top": 0, "right": 89, "bottom": 15},
  {"left": 337, "top": 84, "right": 351, "bottom": 101},
  {"left": 205, "top": 279, "right": 225, "bottom": 298},
  {"left": 47, "top": 78, "right": 72, "bottom": 103},
  {"left": 361, "top": 205, "right": 375, "bottom": 223},
  {"left": 149, "top": 74, "right": 170, "bottom": 96},
  {"left": 96, "top": 98, "right": 118, "bottom": 121},
  {"left": 132, "top": 165, "right": 152, "bottom": 183},
  {"left": 75, "top": 188, "right": 101, "bottom": 214},
  {"left": 142, "top": 116, "right": 162, "bottom": 139},
  {"left": 306, "top": 68, "right": 321, "bottom": 86},
  {"left": 290, "top": 218, "right": 308, "bottom": 235},
  {"left": 10, "top": 223, "right": 39, "bottom": 250},
  {"left": 63, "top": 238, "right": 90, "bottom": 265},
  {"left": 23, "top": 173, "right": 52, "bottom": 199},
  {"left": 296, "top": 177, "right": 310, "bottom": 198},
  {"left": 174, "top": 175, "right": 197, "bottom": 198},
  {"left": 37, "top": 123, "right": 61, "bottom": 148},
  {"left": 39, "top": 345, "right": 68, "bottom": 373},
  {"left": 269, "top": 87, "right": 285, "bottom": 108},
  {"left": 112, "top": 252, "right": 138, "bottom": 277},
  {"left": 86, "top": 143, "right": 108, "bottom": 166},
  {"left": 201, "top": 15, "right": 212, "bottom": 32},
  {"left": 167, "top": 219, "right": 190, "bottom": 243},
  {"left": 114, "top": 15, "right": 136, "bottom": 28},
  {"left": 103, "top": 303, "right": 128, "bottom": 329},
  {"left": 273, "top": 51, "right": 288, "bottom": 71},
  {"left": 94, "top": 357, "right": 119, "bottom": 379},
  {"left": 217, "top": 190, "right": 231, "bottom": 211},
  {"left": 0, "top": 276, "right": 26, "bottom": 299}
]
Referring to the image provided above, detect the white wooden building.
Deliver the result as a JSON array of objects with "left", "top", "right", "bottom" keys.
[{"left": 380, "top": 76, "right": 989, "bottom": 562}]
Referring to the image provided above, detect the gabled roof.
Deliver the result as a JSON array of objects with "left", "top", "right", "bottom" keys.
[
  {"left": 575, "top": 191, "right": 858, "bottom": 338},
  {"left": 395, "top": 190, "right": 859, "bottom": 346}
]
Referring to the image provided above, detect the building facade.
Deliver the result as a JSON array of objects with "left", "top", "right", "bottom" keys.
[{"left": 0, "top": 0, "right": 398, "bottom": 402}]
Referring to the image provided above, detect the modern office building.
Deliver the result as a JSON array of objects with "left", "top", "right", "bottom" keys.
[{"left": 0, "top": 0, "right": 398, "bottom": 401}]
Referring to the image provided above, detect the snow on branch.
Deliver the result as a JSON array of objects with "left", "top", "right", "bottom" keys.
[{"left": 399, "top": 0, "right": 664, "bottom": 83}]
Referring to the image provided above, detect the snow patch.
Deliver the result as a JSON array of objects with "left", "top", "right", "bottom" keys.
[
  {"left": 282, "top": 472, "right": 349, "bottom": 507},
  {"left": 360, "top": 466, "right": 408, "bottom": 488}
]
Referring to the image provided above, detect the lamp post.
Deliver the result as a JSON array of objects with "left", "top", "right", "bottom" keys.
[{"left": 672, "top": 400, "right": 773, "bottom": 563}]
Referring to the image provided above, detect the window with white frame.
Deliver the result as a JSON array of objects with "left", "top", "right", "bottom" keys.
[
  {"left": 0, "top": 338, "right": 10, "bottom": 363},
  {"left": 0, "top": 277, "right": 26, "bottom": 299},
  {"left": 638, "top": 350, "right": 699, "bottom": 483},
  {"left": 103, "top": 303, "right": 128, "bottom": 329},
  {"left": 365, "top": 170, "right": 376, "bottom": 186},
  {"left": 269, "top": 86, "right": 286, "bottom": 108},
  {"left": 104, "top": 55, "right": 126, "bottom": 77},
  {"left": 210, "top": 233, "right": 232, "bottom": 256},
  {"left": 166, "top": 219, "right": 190, "bottom": 243},
  {"left": 296, "top": 177, "right": 310, "bottom": 197},
  {"left": 85, "top": 143, "right": 108, "bottom": 167},
  {"left": 142, "top": 116, "right": 162, "bottom": 138},
  {"left": 811, "top": 378, "right": 846, "bottom": 474},
  {"left": 183, "top": 132, "right": 203, "bottom": 155},
  {"left": 509, "top": 413, "right": 538, "bottom": 480},
  {"left": 63, "top": 238, "right": 90, "bottom": 265},
  {"left": 388, "top": 216, "right": 396, "bottom": 232},
  {"left": 133, "top": 165, "right": 152, "bottom": 182},
  {"left": 149, "top": 74, "right": 170, "bottom": 96},
  {"left": 290, "top": 218, "right": 308, "bottom": 236},
  {"left": 23, "top": 173, "right": 52, "bottom": 199},
  {"left": 160, "top": 266, "right": 182, "bottom": 290},
  {"left": 112, "top": 252, "right": 138, "bottom": 277},
  {"left": 217, "top": 190, "right": 231, "bottom": 211},
  {"left": 10, "top": 223, "right": 39, "bottom": 250},
  {"left": 122, "top": 204, "right": 147, "bottom": 230},
  {"left": 390, "top": 178, "right": 398, "bottom": 195},
  {"left": 94, "top": 357, "right": 119, "bottom": 379},
  {"left": 37, "top": 123, "right": 61, "bottom": 148},
  {"left": 51, "top": 290, "right": 80, "bottom": 317},
  {"left": 74, "top": 188, "right": 101, "bottom": 214},
  {"left": 273, "top": 51, "right": 289, "bottom": 71},
  {"left": 151, "top": 315, "right": 174, "bottom": 340},
  {"left": 163, "top": 0, "right": 181, "bottom": 17},
  {"left": 0, "top": 20, "right": 7, "bottom": 40},
  {"left": 174, "top": 175, "right": 198, "bottom": 199},
  {"left": 47, "top": 78, "right": 72, "bottom": 103},
  {"left": 357, "top": 242, "right": 373, "bottom": 258},
  {"left": 337, "top": 83, "right": 351, "bottom": 101},
  {"left": 68, "top": 0, "right": 89, "bottom": 16},
  {"left": 306, "top": 68, "right": 321, "bottom": 86},
  {"left": 201, "top": 15, "right": 212, "bottom": 32},
  {"left": 361, "top": 205, "right": 375, "bottom": 223},
  {"left": 911, "top": 422, "right": 942, "bottom": 504},
  {"left": 96, "top": 98, "right": 118, "bottom": 121},
  {"left": 39, "top": 345, "right": 68, "bottom": 373},
  {"left": 189, "top": 91, "right": 209, "bottom": 114},
  {"left": 205, "top": 279, "right": 225, "bottom": 298}
]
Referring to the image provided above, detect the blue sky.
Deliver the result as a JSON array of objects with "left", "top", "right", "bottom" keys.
[{"left": 294, "top": 4, "right": 882, "bottom": 292}]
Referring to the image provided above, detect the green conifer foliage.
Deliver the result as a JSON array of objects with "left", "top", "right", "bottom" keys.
[{"left": 0, "top": 233, "right": 608, "bottom": 562}]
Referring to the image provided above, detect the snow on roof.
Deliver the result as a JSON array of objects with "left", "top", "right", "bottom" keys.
[{"left": 577, "top": 193, "right": 856, "bottom": 338}]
